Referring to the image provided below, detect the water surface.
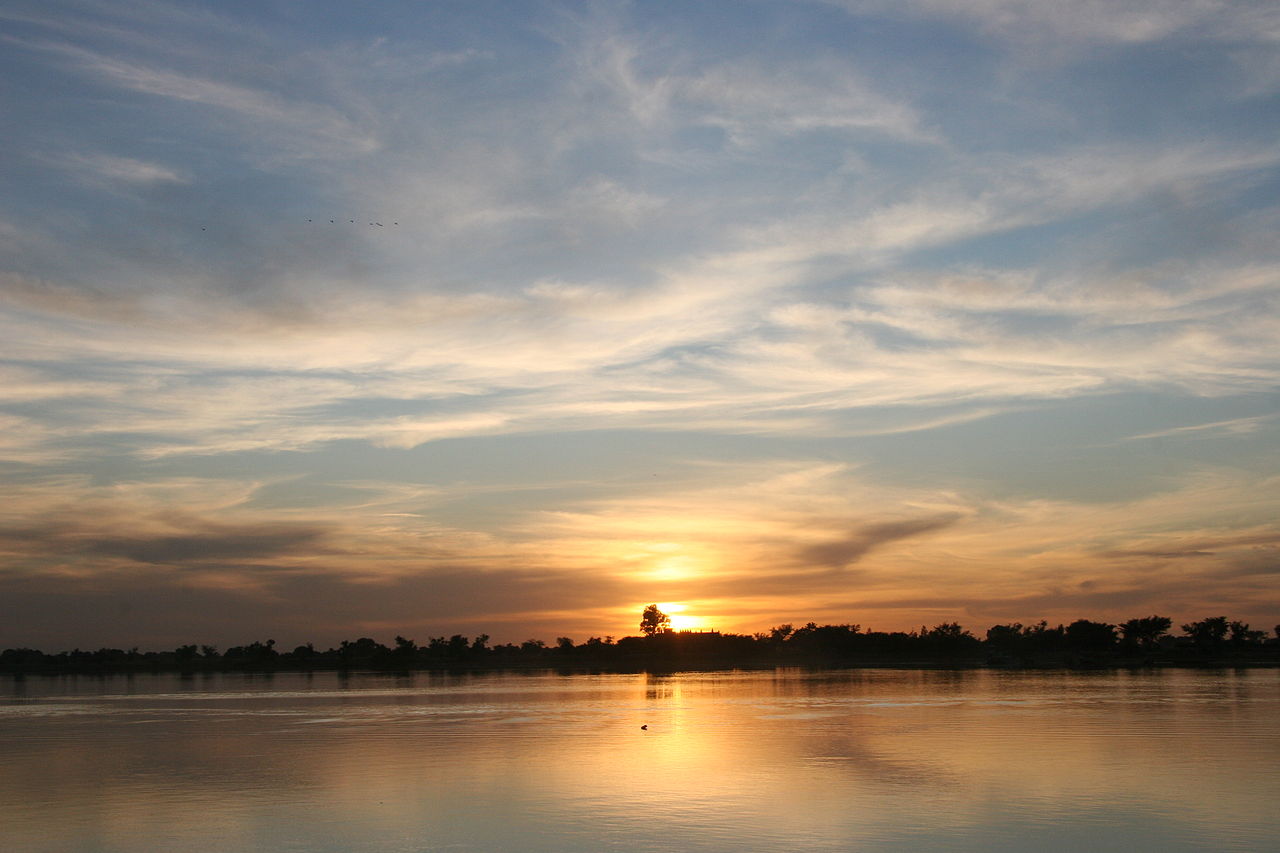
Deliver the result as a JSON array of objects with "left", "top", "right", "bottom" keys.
[{"left": 2, "top": 668, "right": 1276, "bottom": 851}]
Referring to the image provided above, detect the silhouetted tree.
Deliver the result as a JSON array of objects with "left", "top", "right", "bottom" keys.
[
  {"left": 1065, "top": 620, "right": 1116, "bottom": 654},
  {"left": 1228, "top": 621, "right": 1265, "bottom": 646},
  {"left": 1182, "top": 616, "right": 1229, "bottom": 651},
  {"left": 1120, "top": 616, "right": 1172, "bottom": 650},
  {"left": 1023, "top": 621, "right": 1066, "bottom": 655},
  {"left": 921, "top": 622, "right": 979, "bottom": 655},
  {"left": 986, "top": 623, "right": 1024, "bottom": 649},
  {"left": 1, "top": 648, "right": 48, "bottom": 668},
  {"left": 640, "top": 604, "right": 671, "bottom": 636},
  {"left": 393, "top": 636, "right": 417, "bottom": 659},
  {"left": 5, "top": 606, "right": 1278, "bottom": 675},
  {"left": 784, "top": 623, "right": 864, "bottom": 658},
  {"left": 337, "top": 637, "right": 389, "bottom": 664},
  {"left": 224, "top": 639, "right": 278, "bottom": 664}
]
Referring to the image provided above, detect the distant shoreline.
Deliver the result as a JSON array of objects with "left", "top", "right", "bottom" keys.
[
  {"left": 5, "top": 630, "right": 1274, "bottom": 671},
  {"left": 3, "top": 660, "right": 1277, "bottom": 678}
]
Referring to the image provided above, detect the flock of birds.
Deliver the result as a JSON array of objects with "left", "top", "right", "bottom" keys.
[
  {"left": 307, "top": 219, "right": 400, "bottom": 226},
  {"left": 201, "top": 219, "right": 400, "bottom": 231}
]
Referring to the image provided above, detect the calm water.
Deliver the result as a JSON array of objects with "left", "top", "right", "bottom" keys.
[{"left": 2, "top": 668, "right": 1277, "bottom": 852}]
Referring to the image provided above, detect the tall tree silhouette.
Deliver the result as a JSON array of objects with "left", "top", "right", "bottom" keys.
[
  {"left": 1120, "top": 616, "right": 1172, "bottom": 650},
  {"left": 640, "top": 604, "right": 671, "bottom": 636}
]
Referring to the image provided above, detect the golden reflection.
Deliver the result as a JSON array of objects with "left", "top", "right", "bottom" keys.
[{"left": 1, "top": 671, "right": 1275, "bottom": 851}]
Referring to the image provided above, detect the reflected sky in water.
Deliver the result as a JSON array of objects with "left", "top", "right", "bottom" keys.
[{"left": 2, "top": 669, "right": 1277, "bottom": 852}]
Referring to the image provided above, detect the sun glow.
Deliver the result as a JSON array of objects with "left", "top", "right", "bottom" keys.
[
  {"left": 646, "top": 555, "right": 700, "bottom": 581},
  {"left": 656, "top": 602, "right": 706, "bottom": 632}
]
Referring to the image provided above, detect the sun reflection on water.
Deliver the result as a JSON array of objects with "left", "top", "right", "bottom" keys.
[{"left": 1, "top": 670, "right": 1276, "bottom": 852}]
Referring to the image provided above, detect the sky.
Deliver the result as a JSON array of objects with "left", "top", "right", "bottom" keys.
[{"left": 1, "top": 0, "right": 1278, "bottom": 651}]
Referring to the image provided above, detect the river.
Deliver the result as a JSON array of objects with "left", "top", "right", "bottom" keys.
[{"left": 2, "top": 667, "right": 1276, "bottom": 852}]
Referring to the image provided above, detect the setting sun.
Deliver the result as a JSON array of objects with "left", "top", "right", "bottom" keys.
[{"left": 655, "top": 602, "right": 707, "bottom": 632}]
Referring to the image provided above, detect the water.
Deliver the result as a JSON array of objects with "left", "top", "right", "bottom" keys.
[{"left": 2, "top": 668, "right": 1276, "bottom": 852}]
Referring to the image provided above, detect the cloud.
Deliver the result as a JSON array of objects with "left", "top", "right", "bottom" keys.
[
  {"left": 680, "top": 60, "right": 933, "bottom": 146},
  {"left": 7, "top": 33, "right": 379, "bottom": 161},
  {"left": 563, "top": 177, "right": 666, "bottom": 228},
  {"left": 547, "top": 5, "right": 932, "bottom": 163},
  {"left": 796, "top": 515, "right": 964, "bottom": 569},
  {"left": 0, "top": 457, "right": 1275, "bottom": 647},
  {"left": 1122, "top": 414, "right": 1279, "bottom": 442},
  {"left": 56, "top": 153, "right": 188, "bottom": 187},
  {"left": 79, "top": 526, "right": 328, "bottom": 565},
  {"left": 0, "top": 227, "right": 1274, "bottom": 464},
  {"left": 1097, "top": 531, "right": 1280, "bottom": 561},
  {"left": 823, "top": 0, "right": 1280, "bottom": 48},
  {"left": 0, "top": 561, "right": 640, "bottom": 651}
]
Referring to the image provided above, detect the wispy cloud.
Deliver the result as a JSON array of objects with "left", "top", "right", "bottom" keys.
[
  {"left": 796, "top": 515, "right": 965, "bottom": 570},
  {"left": 824, "top": 0, "right": 1280, "bottom": 48},
  {"left": 1122, "top": 414, "right": 1279, "bottom": 442},
  {"left": 3, "top": 459, "right": 1274, "bottom": 646},
  {"left": 54, "top": 153, "right": 188, "bottom": 186},
  {"left": 21, "top": 38, "right": 379, "bottom": 159},
  {"left": 681, "top": 60, "right": 934, "bottom": 146}
]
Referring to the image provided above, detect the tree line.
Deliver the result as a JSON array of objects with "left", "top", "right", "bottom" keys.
[{"left": 1, "top": 612, "right": 1276, "bottom": 674}]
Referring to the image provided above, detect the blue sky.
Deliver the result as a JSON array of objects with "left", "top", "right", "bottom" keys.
[{"left": 1, "top": 0, "right": 1277, "bottom": 649}]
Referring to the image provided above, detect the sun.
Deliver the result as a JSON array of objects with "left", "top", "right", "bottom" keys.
[{"left": 656, "top": 602, "right": 706, "bottom": 632}]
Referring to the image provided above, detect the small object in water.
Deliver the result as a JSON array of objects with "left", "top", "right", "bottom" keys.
[{"left": 640, "top": 724, "right": 648, "bottom": 730}]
